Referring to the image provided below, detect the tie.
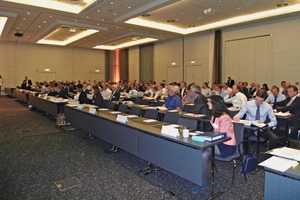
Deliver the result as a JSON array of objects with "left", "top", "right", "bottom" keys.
[
  {"left": 255, "top": 106, "right": 260, "bottom": 121},
  {"left": 274, "top": 96, "right": 277, "bottom": 103},
  {"left": 287, "top": 98, "right": 293, "bottom": 106}
]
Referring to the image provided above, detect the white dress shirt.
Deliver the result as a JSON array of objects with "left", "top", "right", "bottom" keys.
[
  {"left": 224, "top": 92, "right": 247, "bottom": 108},
  {"left": 101, "top": 88, "right": 112, "bottom": 100},
  {"left": 201, "top": 88, "right": 211, "bottom": 97}
]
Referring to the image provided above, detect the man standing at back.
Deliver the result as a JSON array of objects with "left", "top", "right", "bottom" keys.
[{"left": 227, "top": 77, "right": 235, "bottom": 88}]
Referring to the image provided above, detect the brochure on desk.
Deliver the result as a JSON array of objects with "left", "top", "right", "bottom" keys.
[{"left": 192, "top": 132, "right": 227, "bottom": 142}]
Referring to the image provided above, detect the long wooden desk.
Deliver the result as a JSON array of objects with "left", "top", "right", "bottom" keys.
[
  {"left": 64, "top": 105, "right": 229, "bottom": 187},
  {"left": 29, "top": 95, "right": 68, "bottom": 117},
  {"left": 14, "top": 89, "right": 32, "bottom": 103}
]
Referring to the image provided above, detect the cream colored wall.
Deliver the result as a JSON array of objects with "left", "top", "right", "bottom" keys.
[
  {"left": 0, "top": 41, "right": 105, "bottom": 88},
  {"left": 222, "top": 14, "right": 300, "bottom": 86},
  {"left": 128, "top": 46, "right": 139, "bottom": 81},
  {"left": 153, "top": 38, "right": 184, "bottom": 83}
]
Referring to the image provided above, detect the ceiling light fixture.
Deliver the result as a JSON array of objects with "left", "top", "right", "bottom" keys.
[
  {"left": 37, "top": 29, "right": 98, "bottom": 46},
  {"left": 0, "top": 17, "right": 8, "bottom": 36},
  {"left": 3, "top": 0, "right": 97, "bottom": 14},
  {"left": 126, "top": 3, "right": 300, "bottom": 35},
  {"left": 93, "top": 38, "right": 158, "bottom": 50}
]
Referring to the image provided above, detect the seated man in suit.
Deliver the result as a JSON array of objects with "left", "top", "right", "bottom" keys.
[
  {"left": 109, "top": 84, "right": 120, "bottom": 101},
  {"left": 75, "top": 84, "right": 88, "bottom": 104},
  {"left": 273, "top": 85, "right": 300, "bottom": 138},
  {"left": 234, "top": 89, "right": 278, "bottom": 151},
  {"left": 266, "top": 85, "right": 286, "bottom": 104},
  {"left": 56, "top": 86, "right": 69, "bottom": 99},
  {"left": 92, "top": 86, "right": 104, "bottom": 107},
  {"left": 164, "top": 86, "right": 182, "bottom": 110},
  {"left": 189, "top": 85, "right": 209, "bottom": 115}
]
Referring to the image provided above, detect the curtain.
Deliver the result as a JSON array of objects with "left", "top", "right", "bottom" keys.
[{"left": 139, "top": 44, "right": 153, "bottom": 81}]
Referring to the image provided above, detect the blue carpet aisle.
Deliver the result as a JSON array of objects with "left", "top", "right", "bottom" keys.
[{"left": 0, "top": 96, "right": 267, "bottom": 200}]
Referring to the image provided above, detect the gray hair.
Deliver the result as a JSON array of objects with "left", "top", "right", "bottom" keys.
[{"left": 190, "top": 85, "right": 201, "bottom": 94}]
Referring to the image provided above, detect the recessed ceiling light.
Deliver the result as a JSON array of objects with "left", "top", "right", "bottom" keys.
[
  {"left": 128, "top": 6, "right": 131, "bottom": 9},
  {"left": 27, "top": 12, "right": 30, "bottom": 14},
  {"left": 188, "top": 25, "right": 195, "bottom": 27},
  {"left": 38, "top": 25, "right": 42, "bottom": 28},
  {"left": 23, "top": 18, "right": 26, "bottom": 20},
  {"left": 167, "top": 19, "right": 176, "bottom": 23},
  {"left": 113, "top": 13, "right": 117, "bottom": 16},
  {"left": 43, "top": 21, "right": 46, "bottom": 23},
  {"left": 110, "top": 1, "right": 114, "bottom": 5},
  {"left": 97, "top": 10, "right": 100, "bottom": 12},
  {"left": 277, "top": 2, "right": 290, "bottom": 7},
  {"left": 141, "top": 14, "right": 150, "bottom": 17},
  {"left": 49, "top": 15, "right": 52, "bottom": 18},
  {"left": 86, "top": 16, "right": 89, "bottom": 18}
]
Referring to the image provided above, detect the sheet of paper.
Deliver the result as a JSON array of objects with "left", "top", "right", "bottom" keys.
[
  {"left": 157, "top": 106, "right": 168, "bottom": 111},
  {"left": 110, "top": 111, "right": 122, "bottom": 114},
  {"left": 98, "top": 108, "right": 109, "bottom": 111},
  {"left": 275, "top": 112, "right": 292, "bottom": 116},
  {"left": 259, "top": 156, "right": 298, "bottom": 172},
  {"left": 183, "top": 113, "right": 205, "bottom": 117},
  {"left": 143, "top": 119, "right": 157, "bottom": 123},
  {"left": 189, "top": 131, "right": 204, "bottom": 136},
  {"left": 167, "top": 124, "right": 180, "bottom": 128},
  {"left": 168, "top": 109, "right": 179, "bottom": 112},
  {"left": 127, "top": 115, "right": 138, "bottom": 118},
  {"left": 267, "top": 147, "right": 300, "bottom": 161}
]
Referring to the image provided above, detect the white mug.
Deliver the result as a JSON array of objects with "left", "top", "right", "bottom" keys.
[{"left": 183, "top": 129, "right": 189, "bottom": 138}]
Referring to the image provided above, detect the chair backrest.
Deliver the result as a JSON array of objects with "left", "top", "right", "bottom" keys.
[
  {"left": 134, "top": 98, "right": 149, "bottom": 105},
  {"left": 144, "top": 109, "right": 158, "bottom": 120},
  {"left": 106, "top": 101, "right": 117, "bottom": 111},
  {"left": 233, "top": 122, "right": 245, "bottom": 153},
  {"left": 129, "top": 106, "right": 141, "bottom": 116},
  {"left": 177, "top": 117, "right": 198, "bottom": 130},
  {"left": 163, "top": 112, "right": 179, "bottom": 124},
  {"left": 182, "top": 105, "right": 194, "bottom": 113},
  {"left": 118, "top": 104, "right": 128, "bottom": 113}
]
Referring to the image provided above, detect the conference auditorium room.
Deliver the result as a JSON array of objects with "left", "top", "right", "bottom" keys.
[{"left": 1, "top": 0, "right": 300, "bottom": 199}]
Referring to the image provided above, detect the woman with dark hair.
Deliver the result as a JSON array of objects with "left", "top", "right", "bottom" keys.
[
  {"left": 208, "top": 95, "right": 236, "bottom": 158},
  {"left": 262, "top": 83, "right": 270, "bottom": 91}
]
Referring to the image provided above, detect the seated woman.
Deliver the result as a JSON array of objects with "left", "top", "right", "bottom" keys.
[{"left": 208, "top": 95, "right": 236, "bottom": 158}]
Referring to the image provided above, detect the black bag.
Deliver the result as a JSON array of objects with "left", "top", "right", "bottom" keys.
[{"left": 240, "top": 152, "right": 257, "bottom": 173}]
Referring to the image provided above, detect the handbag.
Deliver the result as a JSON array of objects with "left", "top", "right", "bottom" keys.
[{"left": 240, "top": 152, "right": 257, "bottom": 173}]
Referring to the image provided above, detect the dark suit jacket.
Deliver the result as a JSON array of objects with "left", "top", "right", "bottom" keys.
[
  {"left": 93, "top": 93, "right": 104, "bottom": 107},
  {"left": 194, "top": 94, "right": 209, "bottom": 115},
  {"left": 21, "top": 79, "right": 32, "bottom": 90},
  {"left": 274, "top": 96, "right": 300, "bottom": 129},
  {"left": 58, "top": 88, "right": 69, "bottom": 99},
  {"left": 78, "top": 91, "right": 88, "bottom": 104},
  {"left": 227, "top": 79, "right": 235, "bottom": 88},
  {"left": 110, "top": 91, "right": 120, "bottom": 101}
]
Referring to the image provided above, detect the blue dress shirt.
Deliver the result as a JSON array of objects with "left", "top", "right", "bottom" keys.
[
  {"left": 165, "top": 94, "right": 182, "bottom": 110},
  {"left": 236, "top": 100, "right": 277, "bottom": 127}
]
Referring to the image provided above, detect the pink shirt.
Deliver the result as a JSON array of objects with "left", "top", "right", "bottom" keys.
[{"left": 210, "top": 113, "right": 236, "bottom": 146}]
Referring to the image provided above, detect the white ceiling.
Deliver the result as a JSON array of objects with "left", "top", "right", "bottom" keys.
[{"left": 0, "top": 0, "right": 299, "bottom": 49}]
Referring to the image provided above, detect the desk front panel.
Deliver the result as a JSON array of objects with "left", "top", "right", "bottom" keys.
[
  {"left": 101, "top": 119, "right": 139, "bottom": 156},
  {"left": 264, "top": 171, "right": 300, "bottom": 200},
  {"left": 138, "top": 132, "right": 203, "bottom": 186}
]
